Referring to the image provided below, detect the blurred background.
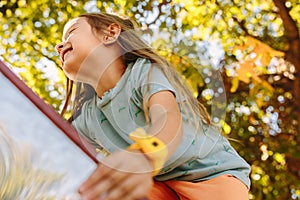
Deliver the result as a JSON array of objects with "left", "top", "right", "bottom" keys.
[{"left": 0, "top": 0, "right": 300, "bottom": 199}]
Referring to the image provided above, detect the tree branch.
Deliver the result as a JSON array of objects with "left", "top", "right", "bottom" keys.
[
  {"left": 273, "top": 0, "right": 299, "bottom": 42},
  {"left": 273, "top": 0, "right": 300, "bottom": 137},
  {"left": 273, "top": 0, "right": 300, "bottom": 67}
]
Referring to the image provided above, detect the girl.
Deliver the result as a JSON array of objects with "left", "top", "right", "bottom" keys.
[{"left": 56, "top": 13, "right": 251, "bottom": 200}]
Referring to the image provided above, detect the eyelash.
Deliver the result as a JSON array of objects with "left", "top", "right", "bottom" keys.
[
  {"left": 65, "top": 29, "right": 75, "bottom": 40},
  {"left": 69, "top": 29, "right": 75, "bottom": 34}
]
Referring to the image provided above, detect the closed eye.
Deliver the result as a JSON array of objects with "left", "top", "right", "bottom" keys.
[
  {"left": 69, "top": 28, "right": 76, "bottom": 34},
  {"left": 64, "top": 28, "right": 76, "bottom": 40}
]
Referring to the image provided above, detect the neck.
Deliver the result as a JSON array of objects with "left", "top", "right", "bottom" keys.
[
  {"left": 77, "top": 43, "right": 126, "bottom": 98},
  {"left": 95, "top": 58, "right": 126, "bottom": 98}
]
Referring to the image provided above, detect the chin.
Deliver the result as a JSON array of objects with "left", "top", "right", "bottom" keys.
[{"left": 62, "top": 67, "right": 76, "bottom": 81}]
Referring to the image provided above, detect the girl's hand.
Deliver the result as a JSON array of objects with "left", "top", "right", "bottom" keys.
[{"left": 78, "top": 150, "right": 153, "bottom": 200}]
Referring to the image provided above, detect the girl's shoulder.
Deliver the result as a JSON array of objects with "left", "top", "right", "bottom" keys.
[
  {"left": 128, "top": 58, "right": 152, "bottom": 76},
  {"left": 128, "top": 58, "right": 178, "bottom": 103},
  {"left": 129, "top": 58, "right": 168, "bottom": 83}
]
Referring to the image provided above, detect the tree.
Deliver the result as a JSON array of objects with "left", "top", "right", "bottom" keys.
[
  {"left": 1, "top": 0, "right": 299, "bottom": 199},
  {"left": 0, "top": 0, "right": 90, "bottom": 109}
]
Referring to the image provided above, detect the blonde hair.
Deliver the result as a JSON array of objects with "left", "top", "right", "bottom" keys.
[{"left": 61, "top": 13, "right": 210, "bottom": 127}]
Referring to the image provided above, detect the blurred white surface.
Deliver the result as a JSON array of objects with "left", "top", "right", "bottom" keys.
[{"left": 0, "top": 72, "right": 96, "bottom": 198}]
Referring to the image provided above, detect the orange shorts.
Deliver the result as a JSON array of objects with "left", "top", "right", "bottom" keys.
[{"left": 148, "top": 175, "right": 249, "bottom": 200}]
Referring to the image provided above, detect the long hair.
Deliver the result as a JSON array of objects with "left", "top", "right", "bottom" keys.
[{"left": 61, "top": 13, "right": 210, "bottom": 126}]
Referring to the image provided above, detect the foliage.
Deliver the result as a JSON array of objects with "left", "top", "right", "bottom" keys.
[{"left": 1, "top": 0, "right": 300, "bottom": 199}]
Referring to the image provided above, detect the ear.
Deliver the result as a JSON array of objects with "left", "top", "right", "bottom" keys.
[{"left": 103, "top": 23, "right": 121, "bottom": 45}]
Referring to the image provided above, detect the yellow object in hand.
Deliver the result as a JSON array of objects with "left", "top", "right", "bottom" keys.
[{"left": 128, "top": 128, "right": 168, "bottom": 176}]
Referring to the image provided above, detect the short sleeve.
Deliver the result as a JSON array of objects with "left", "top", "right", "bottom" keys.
[{"left": 130, "top": 59, "right": 177, "bottom": 104}]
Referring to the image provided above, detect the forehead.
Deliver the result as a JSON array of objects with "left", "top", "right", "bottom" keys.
[{"left": 62, "top": 17, "right": 88, "bottom": 40}]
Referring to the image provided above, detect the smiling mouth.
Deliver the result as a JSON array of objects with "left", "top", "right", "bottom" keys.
[{"left": 62, "top": 48, "right": 73, "bottom": 62}]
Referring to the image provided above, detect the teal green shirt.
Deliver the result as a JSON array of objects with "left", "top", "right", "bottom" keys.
[{"left": 72, "top": 58, "right": 251, "bottom": 189}]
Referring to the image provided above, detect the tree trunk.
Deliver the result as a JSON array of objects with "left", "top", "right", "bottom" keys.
[{"left": 273, "top": 0, "right": 300, "bottom": 178}]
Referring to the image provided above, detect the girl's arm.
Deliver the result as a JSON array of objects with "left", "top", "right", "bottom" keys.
[
  {"left": 78, "top": 90, "right": 183, "bottom": 200},
  {"left": 147, "top": 90, "right": 183, "bottom": 161}
]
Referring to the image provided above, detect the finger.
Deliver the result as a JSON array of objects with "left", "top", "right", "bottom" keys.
[
  {"left": 80, "top": 169, "right": 130, "bottom": 200},
  {"left": 79, "top": 160, "right": 121, "bottom": 193},
  {"left": 121, "top": 183, "right": 151, "bottom": 200},
  {"left": 105, "top": 174, "right": 152, "bottom": 200},
  {"left": 104, "top": 175, "right": 134, "bottom": 200}
]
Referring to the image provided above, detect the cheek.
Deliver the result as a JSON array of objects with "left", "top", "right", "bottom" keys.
[
  {"left": 62, "top": 59, "right": 93, "bottom": 83},
  {"left": 62, "top": 54, "right": 82, "bottom": 81},
  {"left": 62, "top": 63, "right": 78, "bottom": 81},
  {"left": 62, "top": 39, "right": 104, "bottom": 82},
  {"left": 61, "top": 51, "right": 85, "bottom": 80}
]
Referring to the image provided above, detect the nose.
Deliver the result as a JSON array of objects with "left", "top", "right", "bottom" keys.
[{"left": 55, "top": 42, "right": 64, "bottom": 53}]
